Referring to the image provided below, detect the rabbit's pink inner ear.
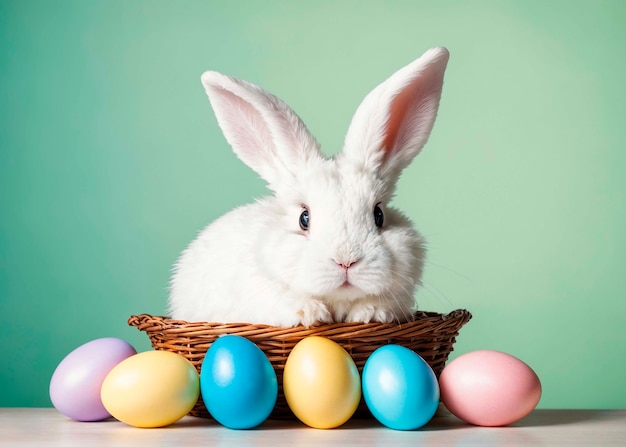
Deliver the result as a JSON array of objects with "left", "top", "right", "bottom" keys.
[
  {"left": 381, "top": 74, "right": 438, "bottom": 162},
  {"left": 207, "top": 85, "right": 273, "bottom": 171},
  {"left": 382, "top": 84, "right": 417, "bottom": 158}
]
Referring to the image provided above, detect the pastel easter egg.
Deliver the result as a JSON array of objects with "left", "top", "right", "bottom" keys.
[
  {"left": 49, "top": 338, "right": 136, "bottom": 421},
  {"left": 439, "top": 350, "right": 542, "bottom": 426},
  {"left": 101, "top": 350, "right": 199, "bottom": 428},
  {"left": 362, "top": 345, "right": 439, "bottom": 430},
  {"left": 200, "top": 335, "right": 278, "bottom": 429},
  {"left": 283, "top": 336, "right": 361, "bottom": 429}
]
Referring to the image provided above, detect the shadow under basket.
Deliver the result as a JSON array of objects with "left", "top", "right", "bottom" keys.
[{"left": 128, "top": 309, "right": 472, "bottom": 419}]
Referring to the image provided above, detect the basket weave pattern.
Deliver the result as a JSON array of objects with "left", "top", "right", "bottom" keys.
[{"left": 128, "top": 309, "right": 471, "bottom": 419}]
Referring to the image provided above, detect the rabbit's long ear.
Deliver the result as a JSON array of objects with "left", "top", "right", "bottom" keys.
[
  {"left": 201, "top": 72, "right": 322, "bottom": 189},
  {"left": 341, "top": 47, "right": 449, "bottom": 195}
]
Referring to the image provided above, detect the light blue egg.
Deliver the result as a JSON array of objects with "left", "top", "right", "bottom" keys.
[
  {"left": 200, "top": 335, "right": 277, "bottom": 429},
  {"left": 362, "top": 345, "right": 439, "bottom": 430}
]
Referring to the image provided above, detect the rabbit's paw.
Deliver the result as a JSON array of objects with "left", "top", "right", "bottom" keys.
[
  {"left": 298, "top": 299, "right": 333, "bottom": 327},
  {"left": 345, "top": 302, "right": 395, "bottom": 324}
]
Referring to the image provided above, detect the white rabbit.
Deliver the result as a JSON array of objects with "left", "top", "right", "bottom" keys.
[{"left": 168, "top": 47, "right": 450, "bottom": 327}]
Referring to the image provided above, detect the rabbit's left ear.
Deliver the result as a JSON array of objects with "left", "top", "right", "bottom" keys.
[
  {"left": 201, "top": 71, "right": 322, "bottom": 191},
  {"left": 340, "top": 47, "right": 449, "bottom": 191}
]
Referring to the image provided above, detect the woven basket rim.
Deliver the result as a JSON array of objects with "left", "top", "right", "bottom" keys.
[{"left": 128, "top": 309, "right": 472, "bottom": 337}]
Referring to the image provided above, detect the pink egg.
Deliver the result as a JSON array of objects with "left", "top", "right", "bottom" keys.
[
  {"left": 49, "top": 338, "right": 137, "bottom": 421},
  {"left": 439, "top": 350, "right": 542, "bottom": 426}
]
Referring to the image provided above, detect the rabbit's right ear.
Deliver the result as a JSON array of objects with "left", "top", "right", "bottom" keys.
[
  {"left": 340, "top": 47, "right": 449, "bottom": 198},
  {"left": 201, "top": 72, "right": 322, "bottom": 190}
]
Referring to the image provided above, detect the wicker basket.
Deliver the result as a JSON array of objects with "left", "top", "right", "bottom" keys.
[{"left": 128, "top": 309, "right": 471, "bottom": 419}]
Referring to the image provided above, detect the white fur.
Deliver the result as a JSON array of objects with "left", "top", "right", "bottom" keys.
[{"left": 168, "top": 47, "right": 450, "bottom": 326}]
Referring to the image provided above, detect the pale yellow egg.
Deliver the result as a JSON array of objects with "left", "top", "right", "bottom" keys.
[
  {"left": 283, "top": 336, "right": 361, "bottom": 429},
  {"left": 101, "top": 350, "right": 199, "bottom": 428}
]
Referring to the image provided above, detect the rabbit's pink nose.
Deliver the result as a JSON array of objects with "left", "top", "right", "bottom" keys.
[{"left": 335, "top": 259, "right": 358, "bottom": 270}]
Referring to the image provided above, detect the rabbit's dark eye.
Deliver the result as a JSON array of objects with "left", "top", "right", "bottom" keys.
[
  {"left": 299, "top": 208, "right": 310, "bottom": 231},
  {"left": 374, "top": 204, "right": 384, "bottom": 228}
]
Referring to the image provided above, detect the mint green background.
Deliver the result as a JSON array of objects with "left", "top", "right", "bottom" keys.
[{"left": 1, "top": 0, "right": 625, "bottom": 409}]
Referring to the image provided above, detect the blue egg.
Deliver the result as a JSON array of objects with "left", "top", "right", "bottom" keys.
[
  {"left": 362, "top": 345, "right": 439, "bottom": 430},
  {"left": 200, "top": 335, "right": 278, "bottom": 429}
]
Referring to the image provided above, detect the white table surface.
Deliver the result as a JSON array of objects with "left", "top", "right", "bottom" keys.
[{"left": 1, "top": 408, "right": 624, "bottom": 446}]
